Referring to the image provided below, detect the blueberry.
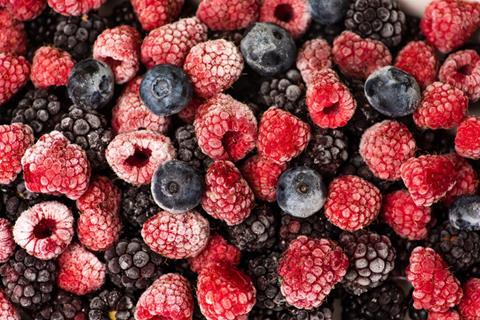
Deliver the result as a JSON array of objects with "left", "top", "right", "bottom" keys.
[
  {"left": 151, "top": 160, "right": 203, "bottom": 214},
  {"left": 276, "top": 166, "right": 327, "bottom": 218},
  {"left": 449, "top": 195, "right": 480, "bottom": 231},
  {"left": 240, "top": 22, "right": 296, "bottom": 77},
  {"left": 67, "top": 59, "right": 114, "bottom": 110},
  {"left": 364, "top": 66, "right": 421, "bottom": 118},
  {"left": 309, "top": 0, "right": 349, "bottom": 25},
  {"left": 140, "top": 64, "right": 193, "bottom": 117}
]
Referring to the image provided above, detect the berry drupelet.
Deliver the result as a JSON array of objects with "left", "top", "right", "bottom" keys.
[
  {"left": 88, "top": 288, "right": 136, "bottom": 320},
  {"left": 108, "top": 1, "right": 142, "bottom": 31},
  {"left": 35, "top": 290, "right": 86, "bottom": 320},
  {"left": 0, "top": 176, "right": 44, "bottom": 222},
  {"left": 174, "top": 125, "right": 212, "bottom": 172},
  {"left": 120, "top": 184, "right": 159, "bottom": 230},
  {"left": 25, "top": 9, "right": 60, "bottom": 49}
]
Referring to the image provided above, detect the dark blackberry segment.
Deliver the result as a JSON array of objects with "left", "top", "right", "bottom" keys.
[
  {"left": 408, "top": 292, "right": 428, "bottom": 320},
  {"left": 0, "top": 176, "right": 44, "bottom": 222},
  {"left": 35, "top": 290, "right": 86, "bottom": 320},
  {"left": 413, "top": 129, "right": 453, "bottom": 155},
  {"left": 209, "top": 30, "right": 244, "bottom": 47},
  {"left": 109, "top": 1, "right": 142, "bottom": 31},
  {"left": 120, "top": 184, "right": 159, "bottom": 230},
  {"left": 25, "top": 9, "right": 60, "bottom": 48},
  {"left": 250, "top": 308, "right": 282, "bottom": 320},
  {"left": 402, "top": 15, "right": 424, "bottom": 44},
  {"left": 88, "top": 288, "right": 136, "bottom": 320},
  {"left": 303, "top": 21, "right": 345, "bottom": 44},
  {"left": 174, "top": 125, "right": 212, "bottom": 172},
  {"left": 283, "top": 305, "right": 334, "bottom": 320}
]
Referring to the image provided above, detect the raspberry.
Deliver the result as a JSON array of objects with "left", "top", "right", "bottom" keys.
[
  {"left": 0, "top": 289, "right": 19, "bottom": 320},
  {"left": 443, "top": 154, "right": 479, "bottom": 205},
  {"left": 193, "top": 94, "right": 257, "bottom": 161},
  {"left": 0, "top": 123, "right": 34, "bottom": 185},
  {"left": 429, "top": 310, "right": 461, "bottom": 320},
  {"left": 57, "top": 243, "right": 106, "bottom": 296},
  {"left": 278, "top": 236, "right": 349, "bottom": 309},
  {"left": 439, "top": 50, "right": 480, "bottom": 102},
  {"left": 135, "top": 273, "right": 194, "bottom": 320},
  {"left": 332, "top": 31, "right": 392, "bottom": 80},
  {"left": 141, "top": 210, "right": 210, "bottom": 259},
  {"left": 382, "top": 190, "right": 431, "bottom": 240},
  {"left": 92, "top": 25, "right": 141, "bottom": 84},
  {"left": 259, "top": 0, "right": 311, "bottom": 39},
  {"left": 400, "top": 155, "right": 456, "bottom": 207},
  {"left": 1, "top": 0, "right": 46, "bottom": 21},
  {"left": 406, "top": 247, "right": 463, "bottom": 312},
  {"left": 459, "top": 278, "right": 480, "bottom": 320},
  {"left": 12, "top": 201, "right": 74, "bottom": 260},
  {"left": 296, "top": 38, "right": 332, "bottom": 85},
  {"left": 188, "top": 234, "right": 240, "bottom": 273},
  {"left": 141, "top": 17, "right": 207, "bottom": 68},
  {"left": 47, "top": 0, "right": 106, "bottom": 16},
  {"left": 257, "top": 107, "right": 310, "bottom": 164},
  {"left": 413, "top": 82, "right": 468, "bottom": 129},
  {"left": 359, "top": 120, "right": 416, "bottom": 181},
  {"left": 77, "top": 208, "right": 122, "bottom": 252},
  {"left": 131, "top": 0, "right": 184, "bottom": 31},
  {"left": 184, "top": 39, "right": 244, "bottom": 98},
  {"left": 324, "top": 175, "right": 382, "bottom": 231},
  {"left": 105, "top": 130, "right": 175, "bottom": 185},
  {"left": 0, "top": 9, "right": 26, "bottom": 55},
  {"left": 31, "top": 46, "right": 75, "bottom": 89},
  {"left": 455, "top": 116, "right": 480, "bottom": 159},
  {"left": 420, "top": 0, "right": 480, "bottom": 53},
  {"left": 76, "top": 176, "right": 120, "bottom": 214},
  {"left": 201, "top": 160, "right": 254, "bottom": 225},
  {"left": 306, "top": 68, "right": 357, "bottom": 129},
  {"left": 197, "top": 263, "right": 256, "bottom": 320},
  {"left": 0, "top": 52, "right": 30, "bottom": 106},
  {"left": 196, "top": 0, "right": 259, "bottom": 31},
  {"left": 395, "top": 41, "right": 438, "bottom": 89},
  {"left": 0, "top": 219, "right": 15, "bottom": 264}
]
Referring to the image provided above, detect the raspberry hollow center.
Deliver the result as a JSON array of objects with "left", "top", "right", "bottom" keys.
[
  {"left": 274, "top": 4, "right": 294, "bottom": 22},
  {"left": 323, "top": 102, "right": 340, "bottom": 115},
  {"left": 33, "top": 218, "right": 56, "bottom": 239},
  {"left": 458, "top": 64, "right": 473, "bottom": 76},
  {"left": 125, "top": 147, "right": 152, "bottom": 167}
]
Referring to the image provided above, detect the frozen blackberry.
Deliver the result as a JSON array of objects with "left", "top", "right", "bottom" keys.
[
  {"left": 55, "top": 106, "right": 113, "bottom": 170},
  {"left": 250, "top": 308, "right": 282, "bottom": 320},
  {"left": 344, "top": 0, "right": 407, "bottom": 48},
  {"left": 209, "top": 30, "right": 244, "bottom": 47},
  {"left": 1, "top": 176, "right": 44, "bottom": 222},
  {"left": 120, "top": 184, "right": 159, "bottom": 230},
  {"left": 104, "top": 238, "right": 165, "bottom": 291},
  {"left": 283, "top": 305, "right": 334, "bottom": 320},
  {"left": 35, "top": 290, "right": 86, "bottom": 320},
  {"left": 88, "top": 288, "right": 135, "bottom": 320},
  {"left": 303, "top": 21, "right": 345, "bottom": 44},
  {"left": 174, "top": 125, "right": 212, "bottom": 172},
  {"left": 109, "top": 2, "right": 142, "bottom": 31},
  {"left": 25, "top": 9, "right": 60, "bottom": 48},
  {"left": 0, "top": 249, "right": 57, "bottom": 310}
]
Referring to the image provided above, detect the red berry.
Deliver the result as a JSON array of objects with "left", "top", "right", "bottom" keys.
[
  {"left": 188, "top": 234, "right": 240, "bottom": 273},
  {"left": 429, "top": 310, "right": 461, "bottom": 320},
  {"left": 76, "top": 176, "right": 120, "bottom": 214},
  {"left": 0, "top": 123, "right": 34, "bottom": 185},
  {"left": 259, "top": 0, "right": 311, "bottom": 39},
  {"left": 0, "top": 52, "right": 30, "bottom": 106},
  {"left": 459, "top": 278, "right": 480, "bottom": 320},
  {"left": 1, "top": 0, "right": 46, "bottom": 21},
  {"left": 296, "top": 38, "right": 332, "bottom": 84},
  {"left": 196, "top": 0, "right": 260, "bottom": 31},
  {"left": 0, "top": 9, "right": 26, "bottom": 55},
  {"left": 0, "top": 289, "right": 19, "bottom": 320},
  {"left": 47, "top": 0, "right": 106, "bottom": 16},
  {"left": 131, "top": 0, "right": 183, "bottom": 31},
  {"left": 31, "top": 46, "right": 75, "bottom": 88},
  {"left": 395, "top": 41, "right": 438, "bottom": 89},
  {"left": 0, "top": 219, "right": 15, "bottom": 264},
  {"left": 77, "top": 208, "right": 122, "bottom": 252},
  {"left": 443, "top": 154, "right": 479, "bottom": 206},
  {"left": 455, "top": 116, "right": 480, "bottom": 159}
]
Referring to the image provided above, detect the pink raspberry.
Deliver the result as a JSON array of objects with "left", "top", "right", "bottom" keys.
[
  {"left": 184, "top": 39, "right": 244, "bottom": 98},
  {"left": 0, "top": 219, "right": 15, "bottom": 264},
  {"left": 0, "top": 123, "right": 34, "bottom": 185},
  {"left": 395, "top": 41, "right": 438, "bottom": 89},
  {"left": 1, "top": 0, "right": 46, "bottom": 21},
  {"left": 197, "top": 0, "right": 259, "bottom": 31},
  {"left": 76, "top": 176, "right": 120, "bottom": 214},
  {"left": 77, "top": 208, "right": 122, "bottom": 252},
  {"left": 296, "top": 38, "right": 332, "bottom": 84},
  {"left": 459, "top": 278, "right": 480, "bottom": 320},
  {"left": 188, "top": 234, "right": 240, "bottom": 273},
  {"left": 47, "top": 0, "right": 106, "bottom": 16},
  {"left": 0, "top": 289, "right": 19, "bottom": 320},
  {"left": 31, "top": 46, "right": 75, "bottom": 88},
  {"left": 259, "top": 0, "right": 311, "bottom": 39},
  {"left": 443, "top": 154, "right": 479, "bottom": 206},
  {"left": 131, "top": 0, "right": 184, "bottom": 31},
  {"left": 13, "top": 201, "right": 74, "bottom": 260},
  {"left": 0, "top": 52, "right": 30, "bottom": 106},
  {"left": 429, "top": 310, "right": 461, "bottom": 320},
  {"left": 0, "top": 9, "right": 26, "bottom": 55},
  {"left": 455, "top": 116, "right": 480, "bottom": 159},
  {"left": 105, "top": 130, "right": 175, "bottom": 185}
]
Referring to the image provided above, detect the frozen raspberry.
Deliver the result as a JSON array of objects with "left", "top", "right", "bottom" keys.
[
  {"left": 259, "top": 0, "right": 311, "bottom": 39},
  {"left": 0, "top": 123, "right": 34, "bottom": 185},
  {"left": 459, "top": 278, "right": 480, "bottom": 320},
  {"left": 21, "top": 131, "right": 90, "bottom": 200},
  {"left": 0, "top": 219, "right": 15, "bottom": 264},
  {"left": 400, "top": 155, "right": 456, "bottom": 207},
  {"left": 93, "top": 25, "right": 141, "bottom": 84},
  {"left": 395, "top": 41, "right": 438, "bottom": 89},
  {"left": 296, "top": 38, "right": 332, "bottom": 84},
  {"left": 455, "top": 116, "right": 480, "bottom": 159},
  {"left": 135, "top": 273, "right": 193, "bottom": 320},
  {"left": 188, "top": 234, "right": 240, "bottom": 273},
  {"left": 406, "top": 246, "right": 463, "bottom": 312},
  {"left": 197, "top": 0, "right": 259, "bottom": 31},
  {"left": 439, "top": 50, "right": 480, "bottom": 102},
  {"left": 382, "top": 190, "right": 431, "bottom": 240},
  {"left": 443, "top": 154, "right": 479, "bottom": 205},
  {"left": 105, "top": 130, "right": 175, "bottom": 185},
  {"left": 76, "top": 176, "right": 120, "bottom": 214},
  {"left": 131, "top": 0, "right": 184, "bottom": 31},
  {"left": 47, "top": 0, "right": 106, "bottom": 16},
  {"left": 77, "top": 208, "right": 122, "bottom": 252},
  {"left": 141, "top": 210, "right": 210, "bottom": 259},
  {"left": 0, "top": 9, "right": 26, "bottom": 55},
  {"left": 141, "top": 17, "right": 207, "bottom": 68},
  {"left": 57, "top": 243, "right": 106, "bottom": 295},
  {"left": 332, "top": 31, "right": 392, "bottom": 80},
  {"left": 413, "top": 82, "right": 468, "bottom": 129},
  {"left": 177, "top": 96, "right": 202, "bottom": 124},
  {"left": 201, "top": 160, "right": 254, "bottom": 226},
  {"left": 278, "top": 236, "right": 349, "bottom": 309},
  {"left": 257, "top": 107, "right": 310, "bottom": 164},
  {"left": 1, "top": 0, "right": 46, "bottom": 21},
  {"left": 31, "top": 46, "right": 75, "bottom": 88},
  {"left": 194, "top": 94, "right": 257, "bottom": 161},
  {"left": 429, "top": 310, "right": 461, "bottom": 320},
  {"left": 13, "top": 201, "right": 74, "bottom": 260},
  {"left": 197, "top": 263, "right": 256, "bottom": 320},
  {"left": 0, "top": 289, "right": 19, "bottom": 320},
  {"left": 0, "top": 52, "right": 30, "bottom": 106},
  {"left": 420, "top": 0, "right": 480, "bottom": 53},
  {"left": 359, "top": 120, "right": 416, "bottom": 181},
  {"left": 306, "top": 68, "right": 356, "bottom": 129}
]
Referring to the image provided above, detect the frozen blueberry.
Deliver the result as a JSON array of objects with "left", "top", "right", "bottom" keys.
[
  {"left": 67, "top": 59, "right": 114, "bottom": 110},
  {"left": 449, "top": 195, "right": 480, "bottom": 231},
  {"left": 364, "top": 66, "right": 421, "bottom": 118},
  {"left": 240, "top": 22, "right": 296, "bottom": 77},
  {"left": 151, "top": 160, "right": 203, "bottom": 214},
  {"left": 140, "top": 64, "right": 193, "bottom": 117},
  {"left": 309, "top": 0, "right": 349, "bottom": 25},
  {"left": 276, "top": 166, "right": 327, "bottom": 218}
]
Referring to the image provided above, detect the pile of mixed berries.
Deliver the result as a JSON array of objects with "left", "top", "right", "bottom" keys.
[{"left": 1, "top": 0, "right": 480, "bottom": 318}]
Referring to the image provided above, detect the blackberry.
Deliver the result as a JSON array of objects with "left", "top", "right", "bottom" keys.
[
  {"left": 283, "top": 305, "right": 334, "bottom": 320},
  {"left": 344, "top": 0, "right": 407, "bottom": 48},
  {"left": 1, "top": 176, "right": 43, "bottom": 222},
  {"left": 303, "top": 21, "right": 345, "bottom": 44},
  {"left": 0, "top": 249, "right": 57, "bottom": 310},
  {"left": 402, "top": 15, "right": 423, "bottom": 44},
  {"left": 35, "top": 290, "right": 86, "bottom": 320},
  {"left": 25, "top": 9, "right": 59, "bottom": 48},
  {"left": 120, "top": 184, "right": 159, "bottom": 230},
  {"left": 174, "top": 125, "right": 212, "bottom": 172},
  {"left": 55, "top": 106, "right": 113, "bottom": 170},
  {"left": 249, "top": 308, "right": 282, "bottom": 320},
  {"left": 209, "top": 30, "right": 244, "bottom": 47},
  {"left": 104, "top": 238, "right": 165, "bottom": 291},
  {"left": 109, "top": 2, "right": 142, "bottom": 31},
  {"left": 88, "top": 288, "right": 136, "bottom": 320},
  {"left": 413, "top": 129, "right": 453, "bottom": 155}
]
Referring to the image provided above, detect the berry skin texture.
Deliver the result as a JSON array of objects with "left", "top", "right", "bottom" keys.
[
  {"left": 459, "top": 278, "right": 480, "bottom": 320},
  {"left": 406, "top": 247, "right": 463, "bottom": 313},
  {"left": 0, "top": 9, "right": 27, "bottom": 55},
  {"left": 184, "top": 39, "right": 244, "bottom": 99},
  {"left": 1, "top": 0, "right": 46, "bottom": 21},
  {"left": 278, "top": 236, "right": 349, "bottom": 309},
  {"left": 47, "top": 0, "right": 106, "bottom": 16},
  {"left": 201, "top": 160, "right": 254, "bottom": 226},
  {"left": 196, "top": 0, "right": 260, "bottom": 31},
  {"left": 0, "top": 289, "right": 20, "bottom": 320},
  {"left": 0, "top": 219, "right": 15, "bottom": 264},
  {"left": 141, "top": 210, "right": 210, "bottom": 259},
  {"left": 455, "top": 117, "right": 480, "bottom": 159},
  {"left": 76, "top": 176, "right": 120, "bottom": 214},
  {"left": 0, "top": 123, "right": 34, "bottom": 185},
  {"left": 444, "top": 154, "right": 479, "bottom": 206},
  {"left": 395, "top": 41, "right": 438, "bottom": 89},
  {"left": 429, "top": 310, "right": 461, "bottom": 320},
  {"left": 135, "top": 273, "right": 194, "bottom": 320},
  {"left": 105, "top": 130, "right": 176, "bottom": 185},
  {"left": 359, "top": 120, "right": 416, "bottom": 181},
  {"left": 296, "top": 38, "right": 332, "bottom": 85},
  {"left": 257, "top": 107, "right": 311, "bottom": 164},
  {"left": 324, "top": 175, "right": 382, "bottom": 231},
  {"left": 259, "top": 0, "right": 311, "bottom": 39},
  {"left": 131, "top": 0, "right": 183, "bottom": 31},
  {"left": 413, "top": 82, "right": 468, "bottom": 130},
  {"left": 189, "top": 234, "right": 240, "bottom": 273},
  {"left": 21, "top": 131, "right": 91, "bottom": 200},
  {"left": 0, "top": 52, "right": 30, "bottom": 106},
  {"left": 31, "top": 46, "right": 75, "bottom": 88}
]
